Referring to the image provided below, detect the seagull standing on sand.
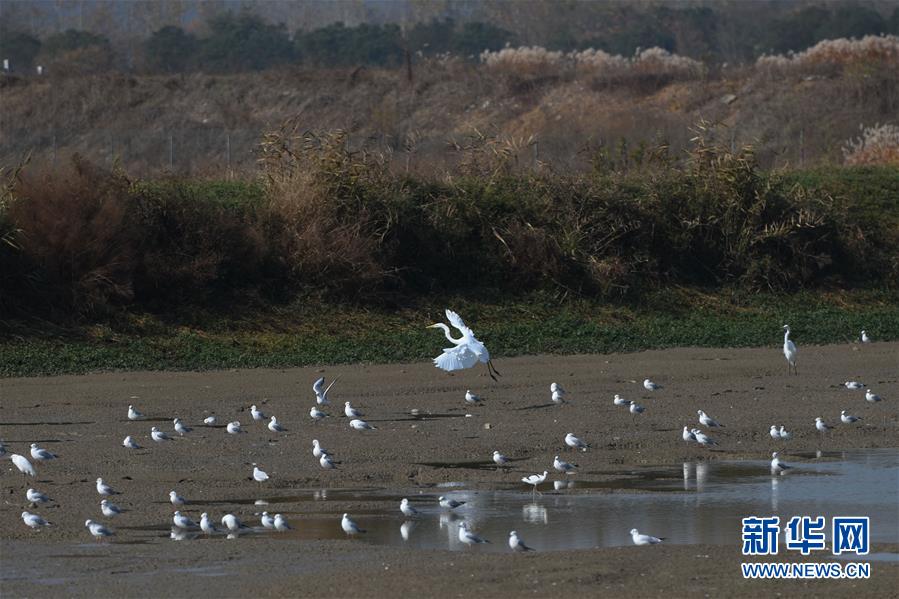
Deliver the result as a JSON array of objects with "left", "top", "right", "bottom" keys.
[
  {"left": 30, "top": 443, "right": 57, "bottom": 461},
  {"left": 250, "top": 405, "right": 265, "bottom": 421},
  {"left": 313, "top": 376, "right": 340, "bottom": 406},
  {"left": 551, "top": 383, "right": 565, "bottom": 398},
  {"left": 127, "top": 405, "right": 143, "bottom": 420},
  {"left": 551, "top": 390, "right": 566, "bottom": 405},
  {"left": 439, "top": 496, "right": 466, "bottom": 510},
  {"left": 200, "top": 513, "right": 216, "bottom": 534},
  {"left": 150, "top": 427, "right": 171, "bottom": 442},
  {"left": 509, "top": 530, "right": 534, "bottom": 552},
  {"left": 341, "top": 513, "right": 365, "bottom": 535},
  {"left": 344, "top": 402, "right": 363, "bottom": 418},
  {"left": 312, "top": 439, "right": 329, "bottom": 458},
  {"left": 554, "top": 455, "right": 577, "bottom": 473},
  {"left": 320, "top": 454, "right": 337, "bottom": 469},
  {"left": 309, "top": 407, "right": 327, "bottom": 422},
  {"left": 783, "top": 325, "right": 798, "bottom": 375},
  {"left": 630, "top": 528, "right": 663, "bottom": 545},
  {"left": 698, "top": 410, "right": 724, "bottom": 428},
  {"left": 11, "top": 454, "right": 36, "bottom": 478},
  {"left": 865, "top": 389, "right": 882, "bottom": 403},
  {"left": 769, "top": 425, "right": 781, "bottom": 440},
  {"left": 684, "top": 426, "right": 698, "bottom": 442},
  {"left": 779, "top": 426, "right": 792, "bottom": 440},
  {"left": 400, "top": 498, "right": 419, "bottom": 517},
  {"left": 274, "top": 514, "right": 291, "bottom": 531},
  {"left": 204, "top": 416, "right": 217, "bottom": 426},
  {"left": 493, "top": 450, "right": 509, "bottom": 467},
  {"left": 268, "top": 416, "right": 284, "bottom": 433},
  {"left": 464, "top": 390, "right": 482, "bottom": 405},
  {"left": 260, "top": 512, "right": 275, "bottom": 529},
  {"left": 643, "top": 379, "right": 662, "bottom": 391},
  {"left": 221, "top": 514, "right": 246, "bottom": 531},
  {"left": 522, "top": 471, "right": 547, "bottom": 493},
  {"left": 22, "top": 511, "right": 50, "bottom": 529},
  {"left": 693, "top": 429, "right": 717, "bottom": 447},
  {"left": 429, "top": 309, "right": 500, "bottom": 380},
  {"left": 840, "top": 410, "right": 861, "bottom": 424},
  {"left": 614, "top": 394, "right": 630, "bottom": 406},
  {"left": 252, "top": 464, "right": 269, "bottom": 482},
  {"left": 458, "top": 522, "right": 490, "bottom": 545},
  {"left": 226, "top": 421, "right": 242, "bottom": 434},
  {"left": 815, "top": 417, "right": 832, "bottom": 433},
  {"left": 630, "top": 402, "right": 645, "bottom": 416},
  {"left": 173, "top": 418, "right": 191, "bottom": 435},
  {"left": 771, "top": 451, "right": 791, "bottom": 474},
  {"left": 860, "top": 330, "right": 871, "bottom": 343},
  {"left": 564, "top": 433, "right": 588, "bottom": 452},
  {"left": 173, "top": 511, "right": 198, "bottom": 529},
  {"left": 170, "top": 490, "right": 186, "bottom": 508},
  {"left": 27, "top": 488, "right": 50, "bottom": 505},
  {"left": 123, "top": 435, "right": 140, "bottom": 449},
  {"left": 101, "top": 499, "right": 124, "bottom": 517},
  {"left": 349, "top": 418, "right": 375, "bottom": 431},
  {"left": 96, "top": 478, "right": 119, "bottom": 496},
  {"left": 85, "top": 519, "right": 113, "bottom": 538}
]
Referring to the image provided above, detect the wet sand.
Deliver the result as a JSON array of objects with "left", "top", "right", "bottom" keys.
[{"left": 2, "top": 343, "right": 897, "bottom": 597}]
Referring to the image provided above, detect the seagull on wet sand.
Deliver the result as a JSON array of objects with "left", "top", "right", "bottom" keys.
[
  {"left": 320, "top": 454, "right": 337, "bottom": 469},
  {"left": 344, "top": 402, "right": 363, "bottom": 418},
  {"left": 85, "top": 519, "right": 113, "bottom": 538},
  {"left": 309, "top": 407, "right": 327, "bottom": 422},
  {"left": 840, "top": 410, "right": 861, "bottom": 424},
  {"left": 509, "top": 530, "right": 534, "bottom": 552},
  {"left": 493, "top": 450, "right": 509, "bottom": 467},
  {"left": 252, "top": 464, "right": 269, "bottom": 482},
  {"left": 268, "top": 416, "right": 284, "bottom": 433},
  {"left": 27, "top": 488, "right": 50, "bottom": 505},
  {"left": 565, "top": 433, "right": 588, "bottom": 452},
  {"left": 30, "top": 443, "right": 57, "bottom": 461},
  {"left": 815, "top": 417, "right": 832, "bottom": 432},
  {"left": 150, "top": 427, "right": 171, "bottom": 442},
  {"left": 439, "top": 496, "right": 466, "bottom": 510},
  {"left": 400, "top": 498, "right": 419, "bottom": 517},
  {"left": 96, "top": 478, "right": 119, "bottom": 496},
  {"left": 312, "top": 439, "right": 329, "bottom": 458},
  {"left": 779, "top": 425, "right": 792, "bottom": 440},
  {"left": 630, "top": 528, "right": 663, "bottom": 545},
  {"left": 123, "top": 435, "right": 140, "bottom": 449},
  {"left": 274, "top": 514, "right": 291, "bottom": 531},
  {"left": 173, "top": 418, "right": 192, "bottom": 435},
  {"left": 771, "top": 451, "right": 791, "bottom": 474},
  {"left": 226, "top": 421, "right": 243, "bottom": 434},
  {"left": 260, "top": 512, "right": 275, "bottom": 529},
  {"left": 170, "top": 490, "right": 186, "bottom": 507},
  {"left": 698, "top": 410, "right": 724, "bottom": 428},
  {"left": 769, "top": 425, "right": 781, "bottom": 440},
  {"left": 865, "top": 389, "right": 882, "bottom": 403},
  {"left": 341, "top": 513, "right": 365, "bottom": 535},
  {"left": 554, "top": 455, "right": 577, "bottom": 473},
  {"left": 22, "top": 511, "right": 50, "bottom": 529},
  {"left": 693, "top": 429, "right": 717, "bottom": 447},
  {"left": 127, "top": 405, "right": 143, "bottom": 420},
  {"left": 250, "top": 405, "right": 265, "bottom": 421},
  {"left": 464, "top": 390, "right": 482, "bottom": 405},
  {"left": 313, "top": 376, "right": 340, "bottom": 405},
  {"left": 173, "top": 511, "right": 198, "bottom": 529},
  {"left": 204, "top": 416, "right": 217, "bottom": 426},
  {"left": 200, "top": 513, "right": 216, "bottom": 534},
  {"left": 522, "top": 471, "right": 547, "bottom": 493},
  {"left": 11, "top": 454, "right": 36, "bottom": 478},
  {"left": 845, "top": 381, "right": 864, "bottom": 390},
  {"left": 221, "top": 514, "right": 247, "bottom": 531},
  {"left": 458, "top": 522, "right": 490, "bottom": 545},
  {"left": 349, "top": 418, "right": 375, "bottom": 431},
  {"left": 861, "top": 330, "right": 871, "bottom": 343},
  {"left": 684, "top": 426, "right": 698, "bottom": 442},
  {"left": 551, "top": 390, "right": 565, "bottom": 405},
  {"left": 613, "top": 394, "right": 630, "bottom": 406},
  {"left": 551, "top": 382, "right": 565, "bottom": 397},
  {"left": 630, "top": 402, "right": 645, "bottom": 416},
  {"left": 643, "top": 379, "right": 662, "bottom": 391},
  {"left": 101, "top": 499, "right": 124, "bottom": 517}
]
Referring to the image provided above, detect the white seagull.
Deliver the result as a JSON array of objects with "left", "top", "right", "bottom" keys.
[
  {"left": 27, "top": 488, "right": 50, "bottom": 505},
  {"left": 349, "top": 418, "right": 375, "bottom": 431},
  {"left": 127, "top": 405, "right": 143, "bottom": 420},
  {"left": 429, "top": 309, "right": 500, "bottom": 380},
  {"left": 629, "top": 402, "right": 645, "bottom": 416},
  {"left": 30, "top": 443, "right": 57, "bottom": 461},
  {"left": 769, "top": 425, "right": 781, "bottom": 440},
  {"left": 170, "top": 490, "right": 186, "bottom": 507},
  {"left": 344, "top": 402, "right": 363, "bottom": 418},
  {"left": 779, "top": 425, "right": 792, "bottom": 440},
  {"left": 274, "top": 514, "right": 291, "bottom": 531},
  {"left": 309, "top": 407, "right": 327, "bottom": 422},
  {"left": 643, "top": 378, "right": 662, "bottom": 391},
  {"left": 400, "top": 498, "right": 419, "bottom": 517},
  {"left": 464, "top": 390, "right": 482, "bottom": 405},
  {"left": 173, "top": 418, "right": 191, "bottom": 435},
  {"left": 458, "top": 522, "right": 490, "bottom": 545},
  {"left": 123, "top": 435, "right": 140, "bottom": 449},
  {"left": 250, "top": 405, "right": 265, "bottom": 421},
  {"left": 260, "top": 512, "right": 275, "bottom": 529},
  {"left": 268, "top": 416, "right": 284, "bottom": 433},
  {"left": 204, "top": 416, "right": 217, "bottom": 425},
  {"left": 770, "top": 451, "right": 791, "bottom": 474},
  {"left": 554, "top": 455, "right": 577, "bottom": 473},
  {"left": 226, "top": 421, "right": 243, "bottom": 434},
  {"left": 860, "top": 330, "right": 871, "bottom": 343},
  {"left": 551, "top": 382, "right": 565, "bottom": 397},
  {"left": 815, "top": 417, "right": 832, "bottom": 432},
  {"left": 150, "top": 427, "right": 171, "bottom": 442},
  {"left": 341, "top": 513, "right": 365, "bottom": 535},
  {"left": 698, "top": 410, "right": 724, "bottom": 428},
  {"left": 564, "top": 433, "right": 588, "bottom": 452},
  {"left": 11, "top": 454, "right": 36, "bottom": 477},
  {"left": 522, "top": 471, "right": 547, "bottom": 493},
  {"left": 96, "top": 478, "right": 119, "bottom": 496},
  {"left": 320, "top": 454, "right": 337, "bottom": 469},
  {"left": 493, "top": 450, "right": 509, "bottom": 467},
  {"left": 840, "top": 410, "right": 861, "bottom": 424},
  {"left": 693, "top": 429, "right": 717, "bottom": 447},
  {"left": 551, "top": 390, "right": 566, "bottom": 405},
  {"left": 221, "top": 514, "right": 247, "bottom": 531},
  {"left": 613, "top": 394, "right": 631, "bottom": 406},
  {"left": 173, "top": 511, "right": 198, "bottom": 529},
  {"left": 252, "top": 464, "right": 269, "bottom": 482},
  {"left": 865, "top": 389, "right": 882, "bottom": 403},
  {"left": 439, "top": 496, "right": 466, "bottom": 510},
  {"left": 844, "top": 381, "right": 864, "bottom": 390},
  {"left": 630, "top": 528, "right": 663, "bottom": 545},
  {"left": 783, "top": 325, "right": 798, "bottom": 374},
  {"left": 200, "top": 513, "right": 216, "bottom": 534},
  {"left": 684, "top": 426, "right": 698, "bottom": 442},
  {"left": 101, "top": 499, "right": 124, "bottom": 517},
  {"left": 312, "top": 439, "right": 329, "bottom": 459},
  {"left": 22, "top": 511, "right": 50, "bottom": 529},
  {"left": 313, "top": 375, "right": 340, "bottom": 405},
  {"left": 85, "top": 519, "right": 113, "bottom": 538},
  {"left": 509, "top": 530, "right": 534, "bottom": 552}
]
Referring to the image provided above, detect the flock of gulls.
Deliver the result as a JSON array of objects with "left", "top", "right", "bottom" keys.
[{"left": 4, "top": 310, "right": 888, "bottom": 552}]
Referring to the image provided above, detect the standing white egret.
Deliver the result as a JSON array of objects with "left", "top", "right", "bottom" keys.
[
  {"left": 429, "top": 309, "right": 500, "bottom": 380},
  {"left": 860, "top": 330, "right": 871, "bottom": 343},
  {"left": 10, "top": 454, "right": 36, "bottom": 479},
  {"left": 783, "top": 325, "right": 798, "bottom": 375}
]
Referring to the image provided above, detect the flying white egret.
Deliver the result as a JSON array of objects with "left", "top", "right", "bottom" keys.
[
  {"left": 439, "top": 496, "right": 466, "bottom": 510},
  {"left": 268, "top": 416, "right": 284, "bottom": 432},
  {"left": 22, "top": 511, "right": 50, "bottom": 529},
  {"left": 173, "top": 418, "right": 192, "bottom": 435},
  {"left": 85, "top": 519, "right": 113, "bottom": 539},
  {"left": 250, "top": 405, "right": 265, "bottom": 421},
  {"left": 770, "top": 451, "right": 791, "bottom": 474},
  {"left": 860, "top": 329, "right": 870, "bottom": 343},
  {"left": 564, "top": 433, "right": 588, "bottom": 452},
  {"left": 509, "top": 530, "right": 534, "bottom": 552},
  {"left": 643, "top": 379, "right": 662, "bottom": 391},
  {"left": 344, "top": 402, "right": 363, "bottom": 418},
  {"left": 783, "top": 325, "right": 798, "bottom": 374},
  {"left": 429, "top": 309, "right": 500, "bottom": 380},
  {"left": 840, "top": 410, "right": 861, "bottom": 424},
  {"left": 522, "top": 471, "right": 547, "bottom": 494},
  {"left": 30, "top": 443, "right": 57, "bottom": 461},
  {"left": 96, "top": 478, "right": 119, "bottom": 496},
  {"left": 630, "top": 528, "right": 663, "bottom": 545},
  {"left": 458, "top": 522, "right": 490, "bottom": 545},
  {"left": 400, "top": 498, "right": 419, "bottom": 517},
  {"left": 27, "top": 488, "right": 50, "bottom": 505},
  {"left": 101, "top": 499, "right": 124, "bottom": 517},
  {"left": 127, "top": 405, "right": 143, "bottom": 420},
  {"left": 865, "top": 389, "right": 882, "bottom": 403},
  {"left": 11, "top": 454, "right": 36, "bottom": 478},
  {"left": 150, "top": 427, "right": 171, "bottom": 442},
  {"left": 274, "top": 514, "right": 291, "bottom": 531},
  {"left": 698, "top": 410, "right": 724, "bottom": 428},
  {"left": 252, "top": 464, "right": 269, "bottom": 482},
  {"left": 493, "top": 450, "right": 509, "bottom": 467},
  {"left": 341, "top": 513, "right": 365, "bottom": 535},
  {"left": 313, "top": 375, "right": 340, "bottom": 405}
]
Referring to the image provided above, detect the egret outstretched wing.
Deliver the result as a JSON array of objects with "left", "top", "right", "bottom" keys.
[
  {"left": 445, "top": 309, "right": 475, "bottom": 339},
  {"left": 433, "top": 346, "right": 479, "bottom": 372}
]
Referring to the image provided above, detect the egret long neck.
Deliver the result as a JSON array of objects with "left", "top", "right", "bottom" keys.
[{"left": 435, "top": 323, "right": 463, "bottom": 344}]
